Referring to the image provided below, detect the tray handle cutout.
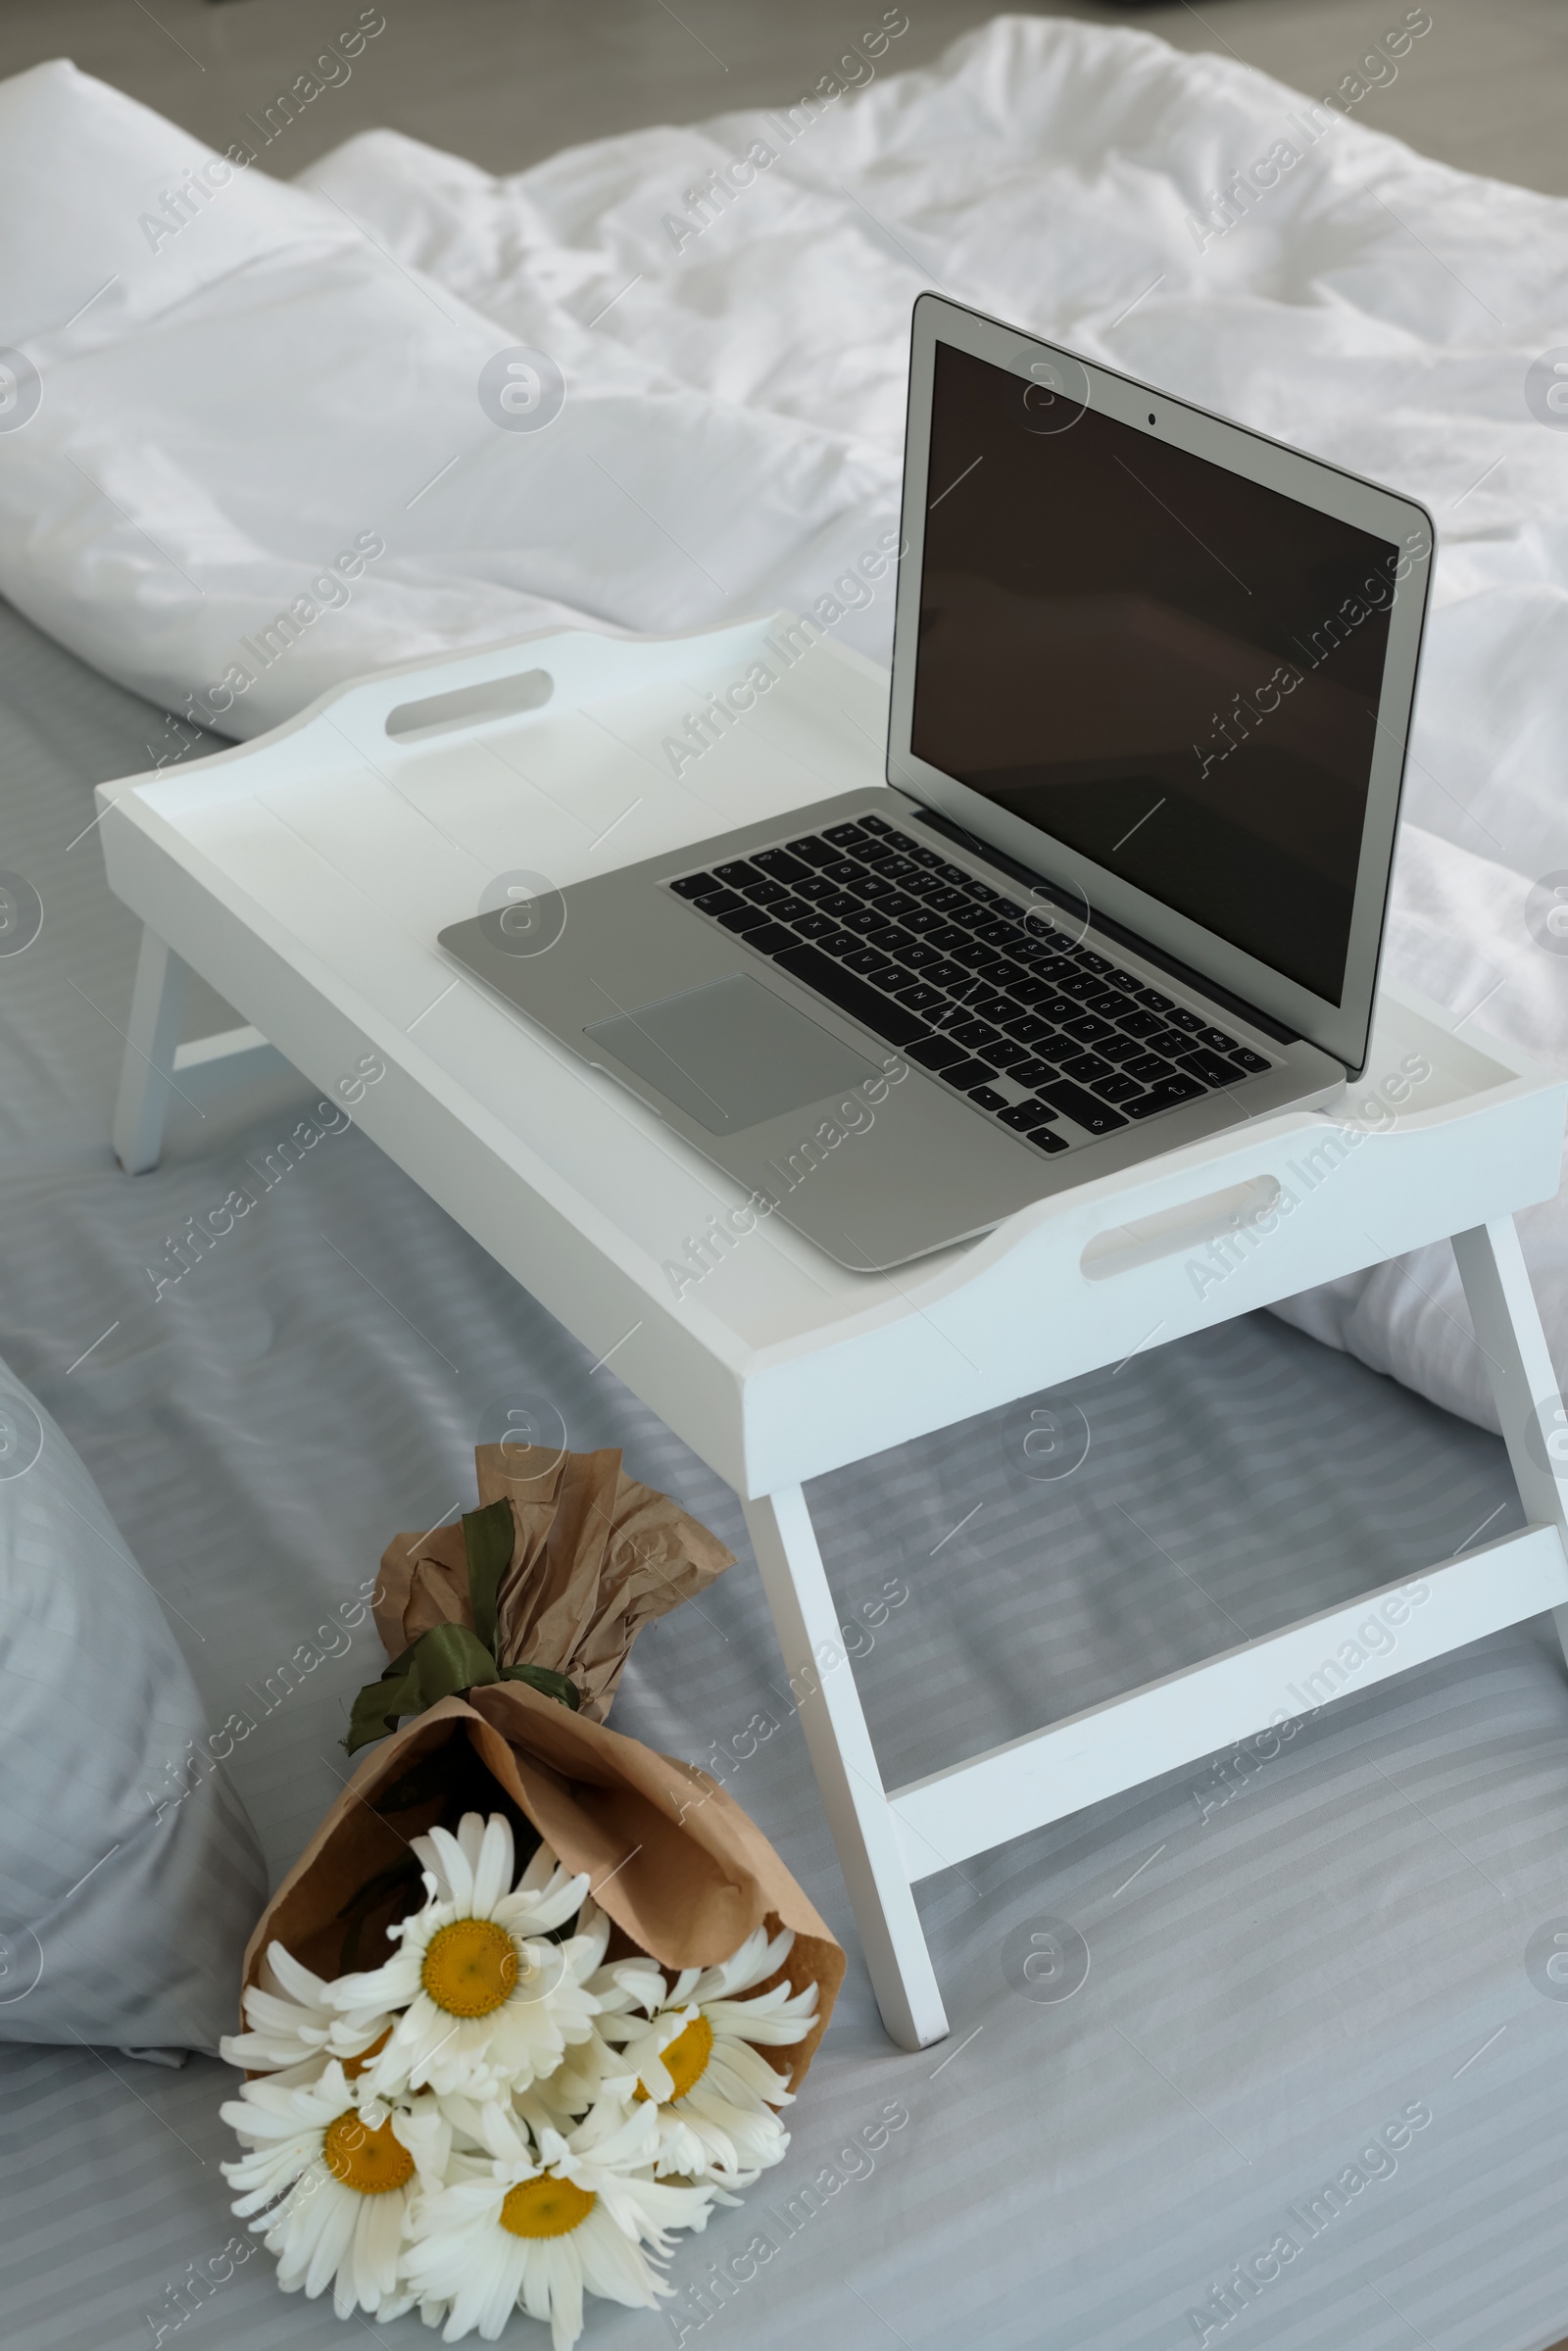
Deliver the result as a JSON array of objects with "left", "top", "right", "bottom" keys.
[
  {"left": 385, "top": 667, "right": 554, "bottom": 741},
  {"left": 1080, "top": 1175, "right": 1282, "bottom": 1282}
]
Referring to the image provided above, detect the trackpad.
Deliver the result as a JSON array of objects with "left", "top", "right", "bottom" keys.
[{"left": 585, "top": 974, "right": 881, "bottom": 1135}]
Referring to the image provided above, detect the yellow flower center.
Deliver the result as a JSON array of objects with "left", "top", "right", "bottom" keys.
[
  {"left": 635, "top": 2012, "right": 713, "bottom": 2104},
  {"left": 322, "top": 2109, "right": 415, "bottom": 2196},
  {"left": 499, "top": 2175, "right": 597, "bottom": 2239},
  {"left": 342, "top": 2028, "right": 391, "bottom": 2081},
  {"left": 420, "top": 1918, "right": 518, "bottom": 2018}
]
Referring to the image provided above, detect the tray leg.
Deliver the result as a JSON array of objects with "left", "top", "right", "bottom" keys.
[
  {"left": 113, "top": 927, "right": 188, "bottom": 1175},
  {"left": 1452, "top": 1216, "right": 1568, "bottom": 1665},
  {"left": 743, "top": 1487, "right": 950, "bottom": 2051}
]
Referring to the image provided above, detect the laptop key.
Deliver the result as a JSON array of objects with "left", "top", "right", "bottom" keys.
[
  {"left": 1122, "top": 1053, "right": 1177, "bottom": 1084},
  {"left": 670, "top": 871, "right": 718, "bottom": 899},
  {"left": 1009, "top": 1056, "right": 1059, "bottom": 1087},
  {"left": 1028, "top": 1127, "right": 1071, "bottom": 1154},
  {"left": 1038, "top": 1079, "right": 1128, "bottom": 1134},
  {"left": 1094, "top": 1073, "right": 1144, "bottom": 1104},
  {"left": 1058, "top": 971, "right": 1112, "bottom": 1000},
  {"left": 951, "top": 1019, "right": 1005, "bottom": 1052},
  {"left": 713, "top": 859, "right": 760, "bottom": 886},
  {"left": 1196, "top": 1026, "right": 1240, "bottom": 1053},
  {"left": 894, "top": 981, "right": 947, "bottom": 1013},
  {"left": 1056, "top": 1052, "right": 1115, "bottom": 1084},
  {"left": 771, "top": 895, "right": 811, "bottom": 922},
  {"left": 1178, "top": 1049, "right": 1242, "bottom": 1089},
  {"left": 1134, "top": 986, "right": 1176, "bottom": 1012},
  {"left": 752, "top": 848, "right": 810, "bottom": 882},
  {"left": 741, "top": 877, "right": 789, "bottom": 906},
  {"left": 857, "top": 813, "right": 895, "bottom": 835},
  {"left": 925, "top": 958, "right": 972, "bottom": 990},
  {"left": 907, "top": 1035, "right": 969, "bottom": 1072},
  {"left": 793, "top": 913, "right": 839, "bottom": 942},
  {"left": 899, "top": 940, "right": 943, "bottom": 971},
  {"left": 1100, "top": 1033, "right": 1151, "bottom": 1064},
  {"left": 1004, "top": 1013, "right": 1056, "bottom": 1046},
  {"left": 785, "top": 836, "right": 841, "bottom": 867},
  {"left": 1229, "top": 1045, "right": 1270, "bottom": 1073},
  {"left": 768, "top": 942, "right": 930, "bottom": 1047},
  {"left": 694, "top": 887, "right": 749, "bottom": 917},
  {"left": 928, "top": 925, "right": 973, "bottom": 955},
  {"left": 743, "top": 921, "right": 801, "bottom": 955},
  {"left": 998, "top": 1099, "right": 1057, "bottom": 1131},
  {"left": 1123, "top": 1075, "right": 1206, "bottom": 1118},
  {"left": 938, "top": 1057, "right": 998, "bottom": 1090},
  {"left": 844, "top": 949, "right": 904, "bottom": 983},
  {"left": 819, "top": 930, "right": 863, "bottom": 957},
  {"left": 1060, "top": 1012, "right": 1116, "bottom": 1044},
  {"left": 986, "top": 1038, "right": 1037, "bottom": 1069},
  {"left": 1163, "top": 1005, "right": 1204, "bottom": 1033},
  {"left": 823, "top": 821, "right": 872, "bottom": 849},
  {"left": 968, "top": 1086, "right": 1010, "bottom": 1113},
  {"left": 715, "top": 903, "right": 771, "bottom": 934}
]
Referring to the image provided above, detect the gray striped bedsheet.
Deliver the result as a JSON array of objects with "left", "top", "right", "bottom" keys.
[{"left": 1, "top": 597, "right": 1565, "bottom": 2351}]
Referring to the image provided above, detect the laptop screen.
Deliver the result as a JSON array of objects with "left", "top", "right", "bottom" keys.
[{"left": 909, "top": 341, "right": 1402, "bottom": 1004}]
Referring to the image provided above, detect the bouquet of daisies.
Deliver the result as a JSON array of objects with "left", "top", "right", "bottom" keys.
[
  {"left": 220, "top": 1809, "right": 819, "bottom": 2344},
  {"left": 220, "top": 1449, "right": 843, "bottom": 2347}
]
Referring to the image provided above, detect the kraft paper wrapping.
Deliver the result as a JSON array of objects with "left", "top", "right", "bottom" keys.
[
  {"left": 372, "top": 1444, "right": 735, "bottom": 1722},
  {"left": 241, "top": 1450, "right": 843, "bottom": 2087}
]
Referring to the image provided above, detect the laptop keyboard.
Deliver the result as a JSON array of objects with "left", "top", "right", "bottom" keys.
[{"left": 667, "top": 814, "right": 1273, "bottom": 1156}]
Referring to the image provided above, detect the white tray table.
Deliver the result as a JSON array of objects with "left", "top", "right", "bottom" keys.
[{"left": 96, "top": 618, "right": 1568, "bottom": 2049}]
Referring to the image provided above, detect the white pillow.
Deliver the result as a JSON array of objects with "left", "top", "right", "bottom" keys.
[{"left": 0, "top": 1351, "right": 267, "bottom": 2058}]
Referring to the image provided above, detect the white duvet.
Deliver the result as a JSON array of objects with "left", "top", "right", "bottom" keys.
[{"left": 1, "top": 16, "right": 1565, "bottom": 1434}]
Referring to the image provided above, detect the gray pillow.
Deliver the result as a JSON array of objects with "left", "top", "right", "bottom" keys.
[{"left": 0, "top": 1352, "right": 267, "bottom": 2059}]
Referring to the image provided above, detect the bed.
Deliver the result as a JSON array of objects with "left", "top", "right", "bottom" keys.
[{"left": 3, "top": 17, "right": 1568, "bottom": 2348}]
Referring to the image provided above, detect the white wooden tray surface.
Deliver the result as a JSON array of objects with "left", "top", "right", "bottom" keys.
[{"left": 97, "top": 620, "right": 1568, "bottom": 1495}]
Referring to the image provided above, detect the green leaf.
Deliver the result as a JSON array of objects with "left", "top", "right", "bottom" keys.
[
  {"left": 462, "top": 1497, "right": 514, "bottom": 1657},
  {"left": 500, "top": 1661, "right": 581, "bottom": 1711}
]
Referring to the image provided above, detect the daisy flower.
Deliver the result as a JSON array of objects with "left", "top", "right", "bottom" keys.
[
  {"left": 517, "top": 1901, "right": 666, "bottom": 2128},
  {"left": 220, "top": 1939, "right": 394, "bottom": 2085},
  {"left": 220, "top": 2060, "right": 449, "bottom": 2321},
  {"left": 402, "top": 2095, "right": 715, "bottom": 2348},
  {"left": 602, "top": 1924, "right": 818, "bottom": 2186},
  {"left": 331, "top": 1813, "right": 602, "bottom": 2101}
]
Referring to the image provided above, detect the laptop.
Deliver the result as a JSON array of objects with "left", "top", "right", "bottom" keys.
[{"left": 440, "top": 292, "right": 1434, "bottom": 1272}]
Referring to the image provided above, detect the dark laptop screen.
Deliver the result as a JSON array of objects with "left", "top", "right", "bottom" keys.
[{"left": 910, "top": 341, "right": 1401, "bottom": 1004}]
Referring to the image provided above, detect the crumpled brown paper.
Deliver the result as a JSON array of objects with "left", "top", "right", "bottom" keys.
[
  {"left": 373, "top": 1444, "right": 735, "bottom": 1722},
  {"left": 242, "top": 1688, "right": 844, "bottom": 2090}
]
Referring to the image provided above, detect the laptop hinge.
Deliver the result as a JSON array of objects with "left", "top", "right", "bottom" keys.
[{"left": 903, "top": 801, "right": 1305, "bottom": 1051}]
